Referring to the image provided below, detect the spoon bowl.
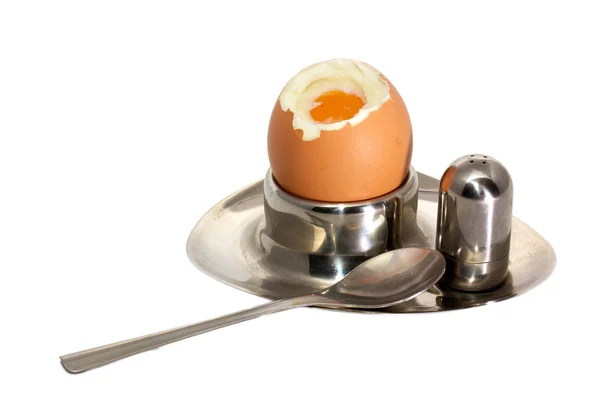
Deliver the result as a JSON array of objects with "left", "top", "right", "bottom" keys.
[{"left": 321, "top": 247, "right": 445, "bottom": 308}]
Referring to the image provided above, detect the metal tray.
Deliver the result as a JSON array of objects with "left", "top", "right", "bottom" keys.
[{"left": 186, "top": 172, "right": 555, "bottom": 313}]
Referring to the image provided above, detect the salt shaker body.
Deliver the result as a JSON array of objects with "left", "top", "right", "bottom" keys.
[{"left": 436, "top": 154, "right": 513, "bottom": 292}]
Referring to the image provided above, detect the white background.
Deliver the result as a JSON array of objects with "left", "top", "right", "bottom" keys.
[{"left": 1, "top": 1, "right": 598, "bottom": 399}]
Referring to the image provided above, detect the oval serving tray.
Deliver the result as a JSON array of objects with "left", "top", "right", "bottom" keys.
[{"left": 186, "top": 172, "right": 555, "bottom": 313}]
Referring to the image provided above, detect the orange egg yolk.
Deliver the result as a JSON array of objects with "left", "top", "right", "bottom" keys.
[{"left": 310, "top": 91, "right": 365, "bottom": 124}]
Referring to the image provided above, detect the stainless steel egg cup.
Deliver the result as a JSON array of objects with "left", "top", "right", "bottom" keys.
[
  {"left": 262, "top": 166, "right": 420, "bottom": 276},
  {"left": 186, "top": 169, "right": 556, "bottom": 313}
]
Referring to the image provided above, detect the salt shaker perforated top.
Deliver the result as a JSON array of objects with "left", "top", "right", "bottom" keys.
[{"left": 436, "top": 154, "right": 513, "bottom": 291}]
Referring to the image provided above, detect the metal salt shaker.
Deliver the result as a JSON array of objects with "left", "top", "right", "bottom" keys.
[{"left": 435, "top": 154, "right": 513, "bottom": 291}]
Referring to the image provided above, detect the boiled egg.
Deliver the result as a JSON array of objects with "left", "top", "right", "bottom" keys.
[{"left": 267, "top": 58, "right": 413, "bottom": 202}]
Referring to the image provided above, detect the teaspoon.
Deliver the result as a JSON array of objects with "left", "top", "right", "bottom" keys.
[{"left": 60, "top": 247, "right": 445, "bottom": 373}]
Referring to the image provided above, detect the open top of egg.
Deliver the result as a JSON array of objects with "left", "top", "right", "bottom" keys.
[{"left": 279, "top": 59, "right": 392, "bottom": 141}]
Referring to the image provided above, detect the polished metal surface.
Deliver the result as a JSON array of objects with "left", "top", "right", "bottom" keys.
[
  {"left": 441, "top": 256, "right": 510, "bottom": 293},
  {"left": 314, "top": 248, "right": 445, "bottom": 307},
  {"left": 60, "top": 248, "right": 445, "bottom": 374},
  {"left": 436, "top": 155, "right": 512, "bottom": 291},
  {"left": 264, "top": 166, "right": 419, "bottom": 259},
  {"left": 186, "top": 171, "right": 556, "bottom": 313}
]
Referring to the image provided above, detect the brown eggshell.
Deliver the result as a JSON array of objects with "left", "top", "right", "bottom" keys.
[{"left": 267, "top": 75, "right": 413, "bottom": 202}]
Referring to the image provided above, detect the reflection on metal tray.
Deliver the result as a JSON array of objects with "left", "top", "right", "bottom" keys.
[{"left": 186, "top": 172, "right": 555, "bottom": 313}]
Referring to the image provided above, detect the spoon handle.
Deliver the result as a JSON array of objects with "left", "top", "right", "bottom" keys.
[{"left": 60, "top": 294, "right": 321, "bottom": 374}]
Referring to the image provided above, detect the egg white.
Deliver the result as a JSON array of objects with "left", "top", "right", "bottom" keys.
[{"left": 279, "top": 59, "right": 391, "bottom": 141}]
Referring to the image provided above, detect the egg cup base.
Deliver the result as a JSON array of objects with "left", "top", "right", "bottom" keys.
[{"left": 186, "top": 170, "right": 556, "bottom": 313}]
